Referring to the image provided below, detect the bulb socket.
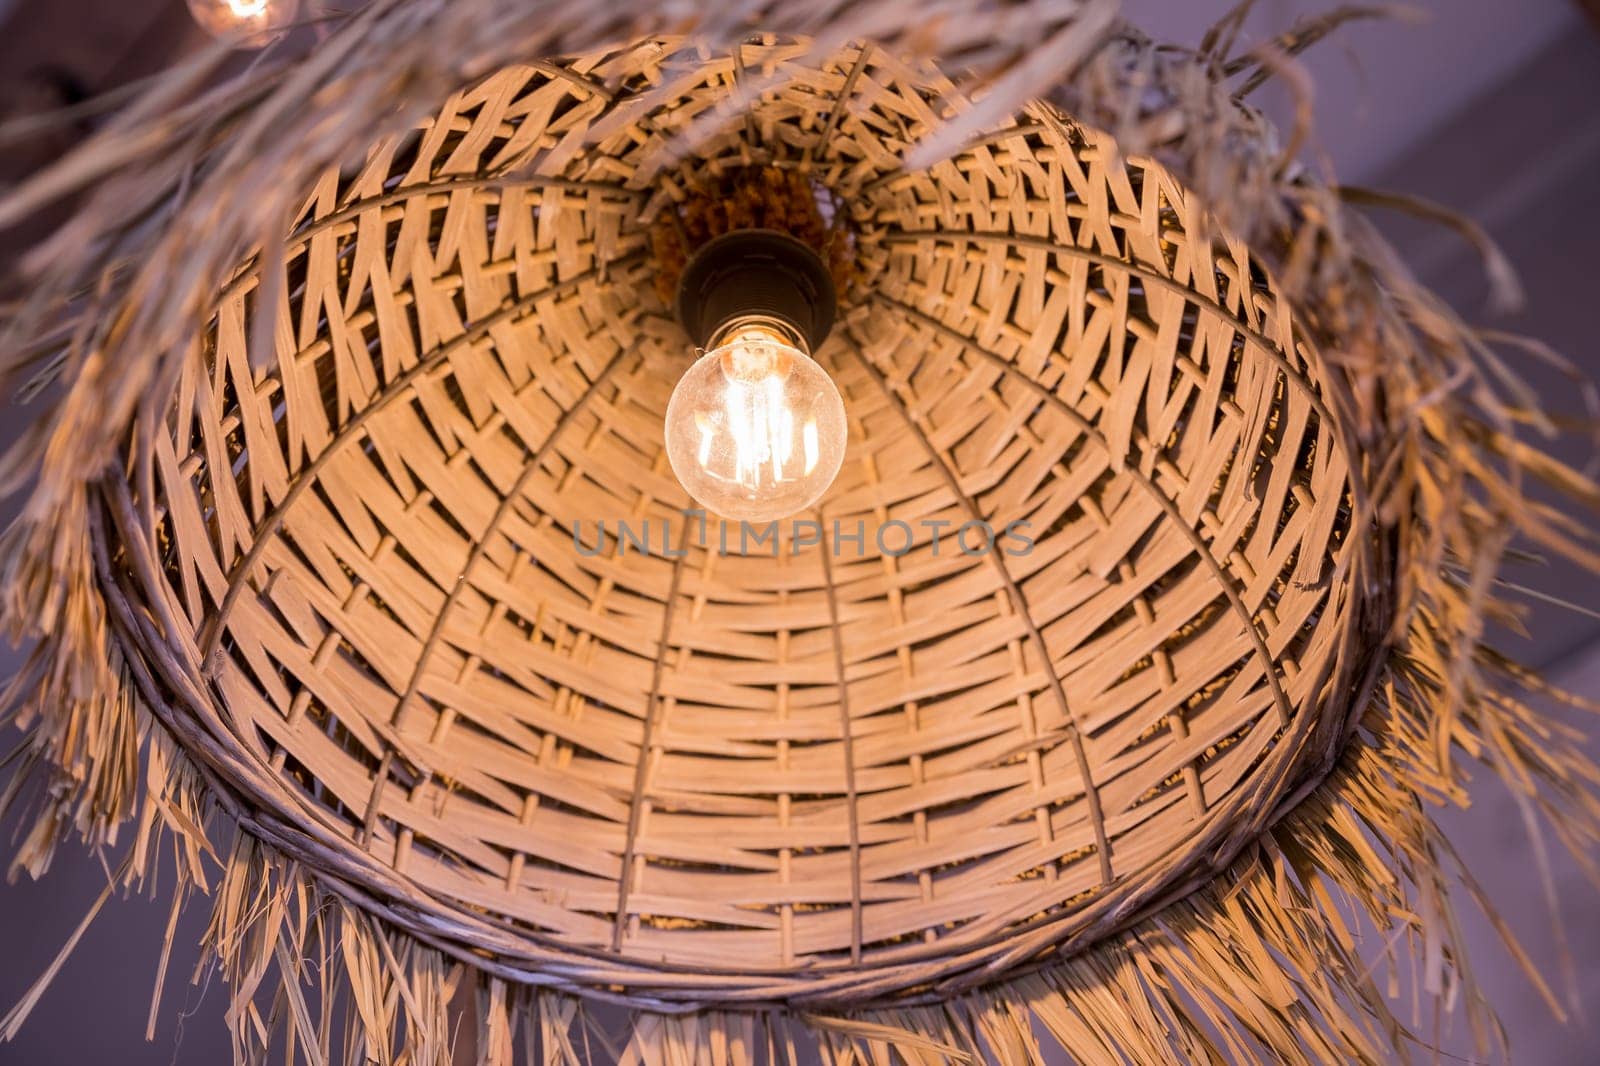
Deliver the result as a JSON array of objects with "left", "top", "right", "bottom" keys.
[{"left": 676, "top": 230, "right": 837, "bottom": 353}]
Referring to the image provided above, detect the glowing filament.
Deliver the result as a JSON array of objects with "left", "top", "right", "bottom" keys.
[{"left": 664, "top": 321, "right": 848, "bottom": 523}]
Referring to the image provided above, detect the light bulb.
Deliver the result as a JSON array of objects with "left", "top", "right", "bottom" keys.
[
  {"left": 664, "top": 319, "right": 847, "bottom": 523},
  {"left": 187, "top": 0, "right": 300, "bottom": 46}
]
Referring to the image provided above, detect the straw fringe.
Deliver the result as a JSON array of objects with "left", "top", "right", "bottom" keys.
[
  {"left": 0, "top": 519, "right": 141, "bottom": 878},
  {"left": 3, "top": 1, "right": 1600, "bottom": 1063}
]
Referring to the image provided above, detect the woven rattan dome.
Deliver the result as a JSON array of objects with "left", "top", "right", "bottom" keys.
[
  {"left": 100, "top": 37, "right": 1374, "bottom": 1006},
  {"left": 9, "top": 5, "right": 1600, "bottom": 1063}
]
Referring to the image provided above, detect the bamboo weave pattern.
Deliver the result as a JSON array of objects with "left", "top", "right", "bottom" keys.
[{"left": 110, "top": 38, "right": 1372, "bottom": 1006}]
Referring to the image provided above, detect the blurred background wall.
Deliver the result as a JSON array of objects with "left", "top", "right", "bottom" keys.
[{"left": 1, "top": 1, "right": 1598, "bottom": 1062}]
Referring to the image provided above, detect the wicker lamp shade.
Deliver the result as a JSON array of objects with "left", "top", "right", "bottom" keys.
[
  {"left": 2, "top": 5, "right": 1598, "bottom": 1065},
  {"left": 116, "top": 38, "right": 1370, "bottom": 1001}
]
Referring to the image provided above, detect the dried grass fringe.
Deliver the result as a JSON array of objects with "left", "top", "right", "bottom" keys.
[{"left": 4, "top": 1, "right": 1600, "bottom": 1063}]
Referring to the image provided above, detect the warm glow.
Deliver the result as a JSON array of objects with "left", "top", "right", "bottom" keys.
[
  {"left": 187, "top": 0, "right": 300, "bottom": 44},
  {"left": 664, "top": 320, "right": 847, "bottom": 523}
]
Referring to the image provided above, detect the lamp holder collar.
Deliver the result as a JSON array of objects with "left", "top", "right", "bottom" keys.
[{"left": 675, "top": 229, "right": 837, "bottom": 353}]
